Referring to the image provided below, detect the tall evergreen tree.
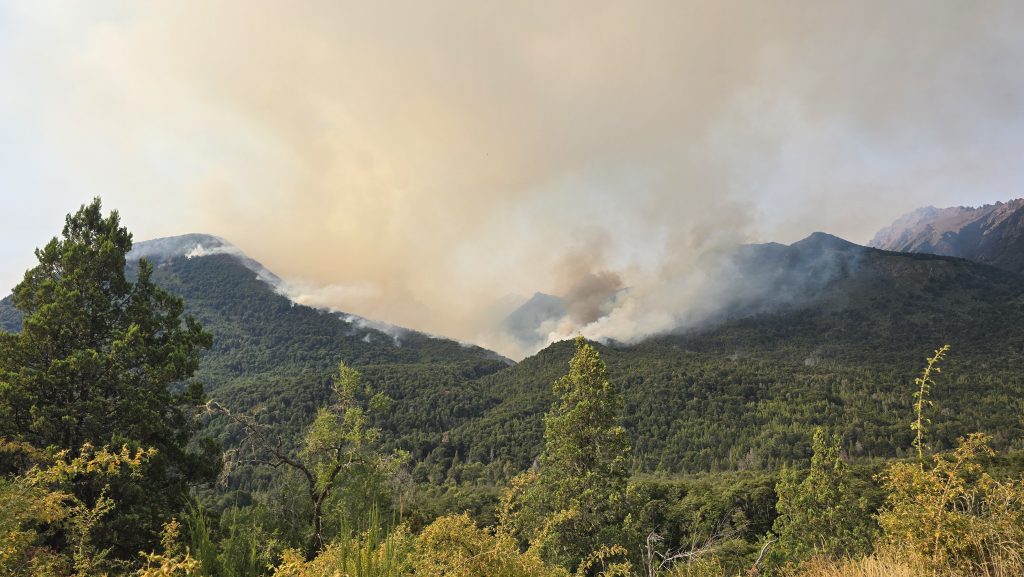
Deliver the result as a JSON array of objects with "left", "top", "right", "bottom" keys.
[
  {"left": 0, "top": 198, "right": 216, "bottom": 557},
  {"left": 770, "top": 427, "right": 874, "bottom": 566},
  {"left": 525, "top": 336, "right": 631, "bottom": 572}
]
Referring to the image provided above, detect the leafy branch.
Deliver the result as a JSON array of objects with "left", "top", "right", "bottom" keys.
[{"left": 912, "top": 345, "right": 950, "bottom": 467}]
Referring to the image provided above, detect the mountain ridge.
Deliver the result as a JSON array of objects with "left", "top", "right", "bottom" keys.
[
  {"left": 449, "top": 234, "right": 1024, "bottom": 472},
  {"left": 870, "top": 199, "right": 1024, "bottom": 274},
  {"left": 5, "top": 230, "right": 1024, "bottom": 477}
]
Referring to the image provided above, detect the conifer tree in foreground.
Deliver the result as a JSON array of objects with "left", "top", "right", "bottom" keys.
[
  {"left": 0, "top": 198, "right": 217, "bottom": 558},
  {"left": 770, "top": 427, "right": 874, "bottom": 567},
  {"left": 506, "top": 336, "right": 631, "bottom": 574}
]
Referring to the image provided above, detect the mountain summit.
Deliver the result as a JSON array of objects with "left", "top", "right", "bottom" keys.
[
  {"left": 2, "top": 232, "right": 508, "bottom": 367},
  {"left": 129, "top": 233, "right": 284, "bottom": 288},
  {"left": 870, "top": 199, "right": 1024, "bottom": 274}
]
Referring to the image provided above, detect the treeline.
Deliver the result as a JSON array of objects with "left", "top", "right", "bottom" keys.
[
  {"left": 431, "top": 341, "right": 1024, "bottom": 477},
  {"left": 193, "top": 277, "right": 1024, "bottom": 482},
  {"left": 5, "top": 200, "right": 1024, "bottom": 577},
  {"left": 8, "top": 203, "right": 1022, "bottom": 488}
]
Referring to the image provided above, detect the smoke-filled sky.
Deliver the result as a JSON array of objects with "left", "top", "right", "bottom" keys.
[{"left": 3, "top": 1, "right": 1024, "bottom": 358}]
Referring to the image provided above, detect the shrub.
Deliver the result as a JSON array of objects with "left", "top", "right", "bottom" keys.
[{"left": 878, "top": 433, "right": 1024, "bottom": 575}]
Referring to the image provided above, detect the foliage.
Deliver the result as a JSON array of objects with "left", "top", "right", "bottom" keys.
[
  {"left": 136, "top": 520, "right": 203, "bottom": 577},
  {"left": 0, "top": 296, "right": 20, "bottom": 333},
  {"left": 0, "top": 198, "right": 217, "bottom": 557},
  {"left": 503, "top": 337, "right": 631, "bottom": 573},
  {"left": 877, "top": 433, "right": 1024, "bottom": 575},
  {"left": 9, "top": 219, "right": 1024, "bottom": 484},
  {"left": 141, "top": 251, "right": 509, "bottom": 493},
  {"left": 770, "top": 428, "right": 875, "bottom": 566},
  {"left": 272, "top": 521, "right": 412, "bottom": 577},
  {"left": 779, "top": 553, "right": 922, "bottom": 577},
  {"left": 447, "top": 337, "right": 1024, "bottom": 478},
  {"left": 182, "top": 501, "right": 280, "bottom": 577},
  {"left": 9, "top": 200, "right": 1024, "bottom": 577},
  {"left": 623, "top": 471, "right": 779, "bottom": 574},
  {"left": 0, "top": 439, "right": 155, "bottom": 577},
  {"left": 911, "top": 345, "right": 949, "bottom": 466},
  {"left": 412, "top": 513, "right": 569, "bottom": 577},
  {"left": 447, "top": 249, "right": 1024, "bottom": 477},
  {"left": 210, "top": 362, "right": 407, "bottom": 554}
]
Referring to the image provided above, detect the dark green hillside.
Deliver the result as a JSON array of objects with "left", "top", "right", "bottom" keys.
[
  {"left": 0, "top": 296, "right": 19, "bottom": 332},
  {"left": 0, "top": 244, "right": 512, "bottom": 484},
  {"left": 666, "top": 234, "right": 1024, "bottom": 364},
  {"left": 5, "top": 232, "right": 1023, "bottom": 481},
  {"left": 438, "top": 236, "right": 1024, "bottom": 475},
  {"left": 146, "top": 253, "right": 506, "bottom": 376},
  {"left": 139, "top": 253, "right": 511, "bottom": 470}
]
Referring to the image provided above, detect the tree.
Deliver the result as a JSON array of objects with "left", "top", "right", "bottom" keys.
[
  {"left": 210, "top": 361, "right": 406, "bottom": 554},
  {"left": 0, "top": 198, "right": 217, "bottom": 557},
  {"left": 505, "top": 336, "right": 631, "bottom": 573},
  {"left": 770, "top": 428, "right": 874, "bottom": 566},
  {"left": 876, "top": 347, "right": 1024, "bottom": 574}
]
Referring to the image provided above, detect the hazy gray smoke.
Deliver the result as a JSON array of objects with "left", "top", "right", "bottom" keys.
[
  {"left": 563, "top": 271, "right": 624, "bottom": 325},
  {"left": 557, "top": 233, "right": 867, "bottom": 350},
  {"left": 4, "top": 1, "right": 1024, "bottom": 358}
]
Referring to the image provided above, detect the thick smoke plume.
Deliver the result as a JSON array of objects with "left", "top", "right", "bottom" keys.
[{"left": 4, "top": 2, "right": 1024, "bottom": 358}]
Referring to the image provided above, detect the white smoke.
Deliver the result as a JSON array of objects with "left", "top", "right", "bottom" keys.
[
  {"left": 340, "top": 313, "right": 406, "bottom": 347},
  {"left": 185, "top": 243, "right": 241, "bottom": 259}
]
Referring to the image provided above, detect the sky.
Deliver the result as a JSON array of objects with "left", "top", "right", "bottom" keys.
[{"left": 2, "top": 1, "right": 1024, "bottom": 358}]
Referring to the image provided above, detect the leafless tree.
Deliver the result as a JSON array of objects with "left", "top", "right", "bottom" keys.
[{"left": 640, "top": 513, "right": 741, "bottom": 577}]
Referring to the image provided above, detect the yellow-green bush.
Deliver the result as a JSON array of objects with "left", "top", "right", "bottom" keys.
[
  {"left": 781, "top": 553, "right": 922, "bottom": 577},
  {"left": 272, "top": 525, "right": 412, "bottom": 577},
  {"left": 412, "top": 513, "right": 569, "bottom": 577},
  {"left": 0, "top": 439, "right": 155, "bottom": 577},
  {"left": 877, "top": 433, "right": 1024, "bottom": 576}
]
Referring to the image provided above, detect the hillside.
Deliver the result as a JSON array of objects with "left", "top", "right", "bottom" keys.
[
  {"left": 0, "top": 296, "right": 18, "bottom": 333},
  {"left": 0, "top": 235, "right": 511, "bottom": 472},
  {"left": 870, "top": 198, "right": 1024, "bottom": 274},
  {"left": 433, "top": 233, "right": 1024, "bottom": 475},
  {"left": 5, "top": 232, "right": 1024, "bottom": 481}
]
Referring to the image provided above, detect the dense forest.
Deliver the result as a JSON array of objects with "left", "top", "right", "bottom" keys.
[{"left": 4, "top": 199, "right": 1024, "bottom": 576}]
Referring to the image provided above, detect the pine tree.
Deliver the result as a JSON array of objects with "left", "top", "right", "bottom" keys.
[
  {"left": 0, "top": 198, "right": 216, "bottom": 558},
  {"left": 522, "top": 336, "right": 631, "bottom": 572},
  {"left": 770, "top": 428, "right": 874, "bottom": 566}
]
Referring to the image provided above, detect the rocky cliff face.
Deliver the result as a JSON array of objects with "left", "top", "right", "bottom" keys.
[{"left": 870, "top": 199, "right": 1024, "bottom": 274}]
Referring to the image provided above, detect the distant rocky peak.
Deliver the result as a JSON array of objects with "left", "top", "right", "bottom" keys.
[
  {"left": 870, "top": 199, "right": 1024, "bottom": 274},
  {"left": 791, "top": 231, "right": 864, "bottom": 253}
]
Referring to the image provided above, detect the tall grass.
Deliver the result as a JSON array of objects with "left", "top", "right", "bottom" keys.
[
  {"left": 272, "top": 508, "right": 412, "bottom": 577},
  {"left": 783, "top": 553, "right": 922, "bottom": 577},
  {"left": 184, "top": 501, "right": 270, "bottom": 577}
]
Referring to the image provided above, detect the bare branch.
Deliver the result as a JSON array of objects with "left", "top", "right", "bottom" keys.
[{"left": 750, "top": 537, "right": 778, "bottom": 575}]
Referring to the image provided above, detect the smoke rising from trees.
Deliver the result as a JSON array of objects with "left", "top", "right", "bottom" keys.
[{"left": 3, "top": 1, "right": 1024, "bottom": 357}]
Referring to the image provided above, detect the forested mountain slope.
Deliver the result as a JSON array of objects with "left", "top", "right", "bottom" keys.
[
  {"left": 0, "top": 235, "right": 511, "bottom": 469},
  {"left": 4, "top": 232, "right": 1023, "bottom": 480},
  {"left": 870, "top": 198, "right": 1024, "bottom": 274},
  {"left": 432, "top": 233, "right": 1024, "bottom": 475},
  {"left": 0, "top": 296, "right": 19, "bottom": 333},
  {"left": 143, "top": 240, "right": 516, "bottom": 461}
]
